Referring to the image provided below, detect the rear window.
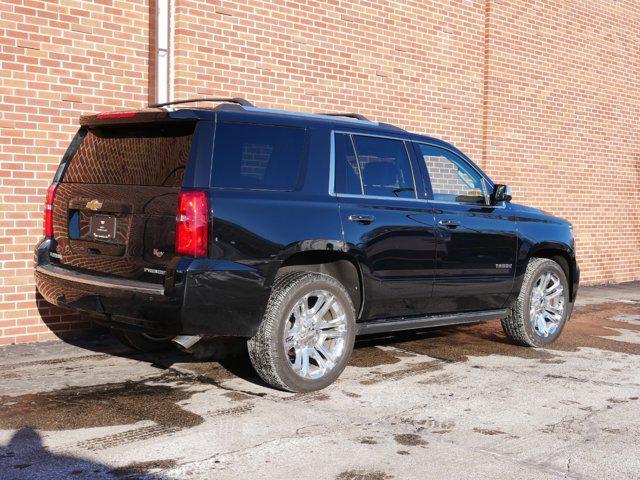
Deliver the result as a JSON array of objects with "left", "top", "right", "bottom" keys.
[
  {"left": 211, "top": 122, "right": 306, "bottom": 191},
  {"left": 63, "top": 122, "right": 195, "bottom": 186}
]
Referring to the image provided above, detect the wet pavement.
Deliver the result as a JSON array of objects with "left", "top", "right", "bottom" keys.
[{"left": 1, "top": 282, "right": 639, "bottom": 479}]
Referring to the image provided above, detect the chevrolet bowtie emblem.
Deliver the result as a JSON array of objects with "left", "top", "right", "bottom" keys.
[{"left": 86, "top": 200, "right": 103, "bottom": 211}]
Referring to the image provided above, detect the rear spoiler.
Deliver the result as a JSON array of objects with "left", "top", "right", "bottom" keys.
[{"left": 79, "top": 109, "right": 170, "bottom": 127}]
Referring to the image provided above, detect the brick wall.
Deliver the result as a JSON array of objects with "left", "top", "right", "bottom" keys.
[
  {"left": 482, "top": 0, "right": 640, "bottom": 285},
  {"left": 0, "top": 0, "right": 150, "bottom": 344},
  {"left": 0, "top": 0, "right": 639, "bottom": 344},
  {"left": 173, "top": 0, "right": 487, "bottom": 158}
]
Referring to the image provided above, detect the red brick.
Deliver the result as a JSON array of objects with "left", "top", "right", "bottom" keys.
[{"left": 1, "top": 0, "right": 638, "bottom": 344}]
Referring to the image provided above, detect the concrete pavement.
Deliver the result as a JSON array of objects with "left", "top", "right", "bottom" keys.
[{"left": 1, "top": 282, "right": 639, "bottom": 479}]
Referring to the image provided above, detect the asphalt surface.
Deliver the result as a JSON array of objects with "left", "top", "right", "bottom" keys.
[{"left": 1, "top": 282, "right": 639, "bottom": 480}]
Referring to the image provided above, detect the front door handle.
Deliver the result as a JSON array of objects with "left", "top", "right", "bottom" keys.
[
  {"left": 438, "top": 219, "right": 461, "bottom": 228},
  {"left": 348, "top": 214, "right": 376, "bottom": 224}
]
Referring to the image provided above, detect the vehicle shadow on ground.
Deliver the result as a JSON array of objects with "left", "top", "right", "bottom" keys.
[
  {"left": 57, "top": 325, "right": 487, "bottom": 392},
  {"left": 33, "top": 286, "right": 268, "bottom": 386},
  {"left": 56, "top": 330, "right": 273, "bottom": 390},
  {"left": 32, "top": 290, "right": 512, "bottom": 389},
  {"left": 0, "top": 427, "right": 176, "bottom": 480}
]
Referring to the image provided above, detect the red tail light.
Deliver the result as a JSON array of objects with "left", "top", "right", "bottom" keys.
[
  {"left": 175, "top": 190, "right": 209, "bottom": 257},
  {"left": 44, "top": 183, "right": 58, "bottom": 237}
]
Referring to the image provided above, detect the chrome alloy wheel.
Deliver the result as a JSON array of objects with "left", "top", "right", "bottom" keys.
[
  {"left": 284, "top": 290, "right": 348, "bottom": 380},
  {"left": 529, "top": 271, "right": 565, "bottom": 337}
]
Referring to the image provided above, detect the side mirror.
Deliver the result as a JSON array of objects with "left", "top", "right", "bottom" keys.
[{"left": 492, "top": 184, "right": 512, "bottom": 204}]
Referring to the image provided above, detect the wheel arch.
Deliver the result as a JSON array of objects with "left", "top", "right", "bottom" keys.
[
  {"left": 528, "top": 243, "right": 577, "bottom": 301},
  {"left": 276, "top": 251, "right": 364, "bottom": 319}
]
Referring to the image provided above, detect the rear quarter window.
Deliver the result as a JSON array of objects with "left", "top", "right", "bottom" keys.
[{"left": 211, "top": 122, "right": 306, "bottom": 191}]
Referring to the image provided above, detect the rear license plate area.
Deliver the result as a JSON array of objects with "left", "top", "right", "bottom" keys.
[{"left": 89, "top": 214, "right": 117, "bottom": 241}]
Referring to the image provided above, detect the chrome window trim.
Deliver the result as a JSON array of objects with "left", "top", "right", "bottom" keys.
[
  {"left": 335, "top": 192, "right": 427, "bottom": 203},
  {"left": 329, "top": 131, "right": 336, "bottom": 196},
  {"left": 332, "top": 196, "right": 506, "bottom": 208},
  {"left": 333, "top": 130, "right": 412, "bottom": 142},
  {"left": 329, "top": 131, "right": 507, "bottom": 209},
  {"left": 429, "top": 199, "right": 507, "bottom": 209}
]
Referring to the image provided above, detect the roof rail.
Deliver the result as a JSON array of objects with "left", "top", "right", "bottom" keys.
[
  {"left": 148, "top": 97, "right": 254, "bottom": 108},
  {"left": 317, "top": 112, "right": 370, "bottom": 121}
]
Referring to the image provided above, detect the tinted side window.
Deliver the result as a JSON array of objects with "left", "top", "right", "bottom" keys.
[
  {"left": 212, "top": 123, "right": 305, "bottom": 190},
  {"left": 352, "top": 136, "right": 415, "bottom": 198},
  {"left": 334, "top": 133, "right": 362, "bottom": 195},
  {"left": 418, "top": 144, "right": 486, "bottom": 204}
]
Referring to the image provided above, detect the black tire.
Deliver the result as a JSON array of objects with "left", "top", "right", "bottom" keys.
[
  {"left": 113, "top": 329, "right": 174, "bottom": 353},
  {"left": 501, "top": 257, "right": 571, "bottom": 347},
  {"left": 247, "top": 272, "right": 356, "bottom": 392}
]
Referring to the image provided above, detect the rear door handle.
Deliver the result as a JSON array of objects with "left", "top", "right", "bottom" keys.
[
  {"left": 348, "top": 214, "right": 376, "bottom": 224},
  {"left": 438, "top": 219, "right": 461, "bottom": 228}
]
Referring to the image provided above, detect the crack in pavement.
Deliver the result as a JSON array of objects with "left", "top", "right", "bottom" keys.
[
  {"left": 165, "top": 405, "right": 586, "bottom": 479},
  {"left": 160, "top": 428, "right": 332, "bottom": 475},
  {"left": 464, "top": 362, "right": 634, "bottom": 389},
  {"left": 157, "top": 403, "right": 435, "bottom": 475},
  {"left": 473, "top": 446, "right": 581, "bottom": 479}
]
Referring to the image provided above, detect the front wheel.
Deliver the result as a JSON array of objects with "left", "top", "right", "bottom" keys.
[
  {"left": 248, "top": 272, "right": 356, "bottom": 392},
  {"left": 501, "top": 257, "right": 571, "bottom": 347}
]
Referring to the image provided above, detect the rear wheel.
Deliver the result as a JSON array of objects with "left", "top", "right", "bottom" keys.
[
  {"left": 248, "top": 272, "right": 356, "bottom": 392},
  {"left": 113, "top": 329, "right": 174, "bottom": 352},
  {"left": 501, "top": 257, "right": 571, "bottom": 347}
]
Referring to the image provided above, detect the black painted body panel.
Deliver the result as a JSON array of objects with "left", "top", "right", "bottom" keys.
[
  {"left": 34, "top": 105, "right": 579, "bottom": 338},
  {"left": 338, "top": 197, "right": 436, "bottom": 320},
  {"left": 430, "top": 202, "right": 517, "bottom": 313},
  {"left": 509, "top": 203, "right": 580, "bottom": 301}
]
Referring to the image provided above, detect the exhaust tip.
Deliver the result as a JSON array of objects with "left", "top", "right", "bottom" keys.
[{"left": 172, "top": 335, "right": 202, "bottom": 351}]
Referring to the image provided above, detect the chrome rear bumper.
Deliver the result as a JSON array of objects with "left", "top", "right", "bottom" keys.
[{"left": 35, "top": 264, "right": 164, "bottom": 295}]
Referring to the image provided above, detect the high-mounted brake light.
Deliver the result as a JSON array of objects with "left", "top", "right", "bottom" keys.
[
  {"left": 95, "top": 112, "right": 137, "bottom": 119},
  {"left": 44, "top": 183, "right": 58, "bottom": 237},
  {"left": 175, "top": 191, "right": 209, "bottom": 257}
]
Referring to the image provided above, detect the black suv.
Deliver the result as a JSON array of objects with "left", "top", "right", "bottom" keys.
[{"left": 35, "top": 98, "right": 579, "bottom": 392}]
